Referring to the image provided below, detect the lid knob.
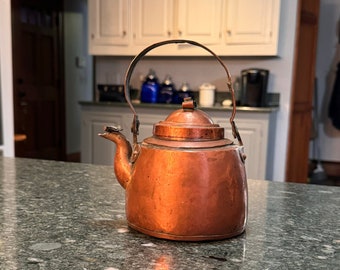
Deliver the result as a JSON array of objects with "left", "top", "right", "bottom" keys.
[{"left": 182, "top": 97, "right": 196, "bottom": 110}]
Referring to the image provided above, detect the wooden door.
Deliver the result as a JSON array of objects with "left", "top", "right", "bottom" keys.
[
  {"left": 286, "top": 0, "right": 320, "bottom": 182},
  {"left": 11, "top": 0, "right": 66, "bottom": 160}
]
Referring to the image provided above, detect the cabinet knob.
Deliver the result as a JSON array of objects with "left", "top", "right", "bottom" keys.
[
  {"left": 167, "top": 31, "right": 171, "bottom": 37},
  {"left": 227, "top": 30, "right": 231, "bottom": 36},
  {"left": 178, "top": 30, "right": 182, "bottom": 36},
  {"left": 122, "top": 30, "right": 126, "bottom": 37}
]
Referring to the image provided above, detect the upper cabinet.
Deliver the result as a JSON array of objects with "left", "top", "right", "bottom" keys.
[
  {"left": 177, "top": 0, "right": 222, "bottom": 45},
  {"left": 224, "top": 0, "right": 280, "bottom": 55},
  {"left": 133, "top": 0, "right": 174, "bottom": 45},
  {"left": 88, "top": 0, "right": 281, "bottom": 56},
  {"left": 89, "top": 0, "right": 130, "bottom": 52}
]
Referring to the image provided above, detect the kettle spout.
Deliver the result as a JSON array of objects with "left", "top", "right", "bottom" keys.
[{"left": 99, "top": 126, "right": 133, "bottom": 189}]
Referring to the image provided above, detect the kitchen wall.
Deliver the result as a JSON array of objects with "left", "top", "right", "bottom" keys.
[
  {"left": 64, "top": 0, "right": 93, "bottom": 156},
  {"left": 314, "top": 0, "right": 340, "bottom": 162},
  {"left": 94, "top": 0, "right": 299, "bottom": 181},
  {"left": 64, "top": 0, "right": 93, "bottom": 155}
]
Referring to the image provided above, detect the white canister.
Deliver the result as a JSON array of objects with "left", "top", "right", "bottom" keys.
[{"left": 199, "top": 83, "right": 216, "bottom": 107}]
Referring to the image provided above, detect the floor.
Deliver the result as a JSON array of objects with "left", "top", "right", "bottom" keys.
[{"left": 308, "top": 161, "right": 340, "bottom": 186}]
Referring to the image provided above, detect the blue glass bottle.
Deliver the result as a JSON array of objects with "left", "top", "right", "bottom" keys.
[
  {"left": 172, "top": 82, "right": 193, "bottom": 104},
  {"left": 158, "top": 75, "right": 176, "bottom": 104},
  {"left": 140, "top": 69, "right": 160, "bottom": 103}
]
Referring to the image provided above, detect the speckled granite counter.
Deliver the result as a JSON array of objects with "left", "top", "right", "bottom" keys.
[{"left": 0, "top": 157, "right": 339, "bottom": 269}]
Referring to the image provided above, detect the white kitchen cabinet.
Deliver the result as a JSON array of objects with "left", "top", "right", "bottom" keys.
[
  {"left": 88, "top": 0, "right": 130, "bottom": 54},
  {"left": 81, "top": 109, "right": 123, "bottom": 165},
  {"left": 80, "top": 103, "right": 277, "bottom": 180},
  {"left": 214, "top": 117, "right": 268, "bottom": 180},
  {"left": 177, "top": 0, "right": 222, "bottom": 45},
  {"left": 133, "top": 0, "right": 222, "bottom": 46},
  {"left": 224, "top": 0, "right": 280, "bottom": 55},
  {"left": 88, "top": 0, "right": 280, "bottom": 56},
  {"left": 133, "top": 0, "right": 174, "bottom": 45}
]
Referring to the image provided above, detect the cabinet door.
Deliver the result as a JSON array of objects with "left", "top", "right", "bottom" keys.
[
  {"left": 177, "top": 0, "right": 222, "bottom": 45},
  {"left": 81, "top": 111, "right": 122, "bottom": 165},
  {"left": 89, "top": 0, "right": 129, "bottom": 48},
  {"left": 225, "top": 0, "right": 278, "bottom": 45},
  {"left": 132, "top": 0, "right": 173, "bottom": 45},
  {"left": 91, "top": 120, "right": 117, "bottom": 165},
  {"left": 215, "top": 118, "right": 266, "bottom": 180},
  {"left": 122, "top": 114, "right": 165, "bottom": 143}
]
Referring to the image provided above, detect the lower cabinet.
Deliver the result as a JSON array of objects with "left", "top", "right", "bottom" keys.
[{"left": 81, "top": 103, "right": 277, "bottom": 180}]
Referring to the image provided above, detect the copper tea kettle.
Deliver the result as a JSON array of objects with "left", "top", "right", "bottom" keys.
[{"left": 99, "top": 40, "right": 247, "bottom": 241}]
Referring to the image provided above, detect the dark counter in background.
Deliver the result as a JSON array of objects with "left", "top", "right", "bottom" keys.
[
  {"left": 79, "top": 100, "right": 279, "bottom": 113},
  {"left": 0, "top": 157, "right": 338, "bottom": 269}
]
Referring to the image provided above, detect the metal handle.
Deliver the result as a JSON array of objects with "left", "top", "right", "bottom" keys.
[{"left": 124, "top": 39, "right": 243, "bottom": 146}]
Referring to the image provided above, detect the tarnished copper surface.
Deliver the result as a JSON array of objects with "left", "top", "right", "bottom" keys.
[
  {"left": 126, "top": 143, "right": 247, "bottom": 241},
  {"left": 143, "top": 137, "right": 233, "bottom": 148},
  {"left": 153, "top": 105, "right": 224, "bottom": 141}
]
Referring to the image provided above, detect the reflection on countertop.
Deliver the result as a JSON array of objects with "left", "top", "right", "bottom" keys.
[{"left": 0, "top": 157, "right": 339, "bottom": 269}]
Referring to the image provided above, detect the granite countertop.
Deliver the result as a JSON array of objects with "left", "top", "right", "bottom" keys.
[
  {"left": 79, "top": 101, "right": 279, "bottom": 113},
  {"left": 0, "top": 157, "right": 339, "bottom": 269}
]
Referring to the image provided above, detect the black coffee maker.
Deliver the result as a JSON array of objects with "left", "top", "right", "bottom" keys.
[{"left": 240, "top": 68, "right": 269, "bottom": 107}]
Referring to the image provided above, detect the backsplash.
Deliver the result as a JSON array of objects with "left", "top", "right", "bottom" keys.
[
  {"left": 94, "top": 56, "right": 278, "bottom": 94},
  {"left": 94, "top": 56, "right": 280, "bottom": 107}
]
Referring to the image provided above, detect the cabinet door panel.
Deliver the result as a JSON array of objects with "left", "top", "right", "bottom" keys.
[
  {"left": 177, "top": 0, "right": 222, "bottom": 44},
  {"left": 122, "top": 114, "right": 165, "bottom": 143},
  {"left": 81, "top": 112, "right": 122, "bottom": 165},
  {"left": 133, "top": 0, "right": 173, "bottom": 45},
  {"left": 225, "top": 0, "right": 275, "bottom": 45},
  {"left": 215, "top": 118, "right": 265, "bottom": 179},
  {"left": 91, "top": 121, "right": 117, "bottom": 165},
  {"left": 89, "top": 0, "right": 129, "bottom": 46}
]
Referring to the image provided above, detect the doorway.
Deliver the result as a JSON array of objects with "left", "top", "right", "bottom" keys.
[
  {"left": 11, "top": 0, "right": 66, "bottom": 160},
  {"left": 286, "top": 0, "right": 320, "bottom": 182}
]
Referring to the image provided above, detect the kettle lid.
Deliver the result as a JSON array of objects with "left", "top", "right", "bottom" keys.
[{"left": 153, "top": 98, "right": 225, "bottom": 141}]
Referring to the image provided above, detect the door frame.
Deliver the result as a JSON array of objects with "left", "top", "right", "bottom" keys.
[{"left": 286, "top": 0, "right": 320, "bottom": 182}]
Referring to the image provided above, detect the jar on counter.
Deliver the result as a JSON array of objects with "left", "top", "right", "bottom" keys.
[{"left": 199, "top": 83, "right": 216, "bottom": 107}]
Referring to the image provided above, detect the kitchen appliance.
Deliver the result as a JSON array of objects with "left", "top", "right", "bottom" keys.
[
  {"left": 240, "top": 68, "right": 269, "bottom": 107},
  {"left": 99, "top": 40, "right": 247, "bottom": 241},
  {"left": 97, "top": 84, "right": 125, "bottom": 102}
]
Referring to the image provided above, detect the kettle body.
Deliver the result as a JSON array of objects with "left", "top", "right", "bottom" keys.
[{"left": 127, "top": 139, "right": 247, "bottom": 241}]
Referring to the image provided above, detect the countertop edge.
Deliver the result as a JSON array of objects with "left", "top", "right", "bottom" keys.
[{"left": 79, "top": 101, "right": 279, "bottom": 113}]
